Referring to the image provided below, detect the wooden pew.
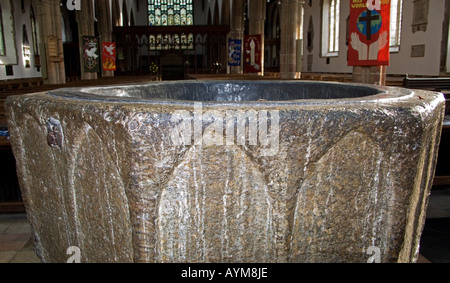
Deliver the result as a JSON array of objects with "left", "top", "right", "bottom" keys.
[
  {"left": 403, "top": 74, "right": 450, "bottom": 92},
  {"left": 0, "top": 77, "right": 44, "bottom": 91}
]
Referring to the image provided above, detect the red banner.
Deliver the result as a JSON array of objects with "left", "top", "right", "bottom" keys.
[
  {"left": 348, "top": 0, "right": 390, "bottom": 66},
  {"left": 102, "top": 42, "right": 116, "bottom": 71},
  {"left": 244, "top": 34, "right": 262, "bottom": 73}
]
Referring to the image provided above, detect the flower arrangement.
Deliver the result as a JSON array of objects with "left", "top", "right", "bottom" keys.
[{"left": 149, "top": 62, "right": 159, "bottom": 74}]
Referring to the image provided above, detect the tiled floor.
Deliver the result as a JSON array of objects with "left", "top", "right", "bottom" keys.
[
  {"left": 0, "top": 213, "right": 40, "bottom": 263},
  {"left": 0, "top": 187, "right": 449, "bottom": 263}
]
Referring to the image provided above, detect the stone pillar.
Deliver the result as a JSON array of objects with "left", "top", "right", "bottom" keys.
[
  {"left": 279, "top": 0, "right": 302, "bottom": 79},
  {"left": 96, "top": 0, "right": 114, "bottom": 77},
  {"left": 76, "top": 0, "right": 97, "bottom": 80},
  {"left": 352, "top": 66, "right": 386, "bottom": 85},
  {"left": 36, "top": 0, "right": 66, "bottom": 84},
  {"left": 229, "top": 0, "right": 245, "bottom": 74},
  {"left": 248, "top": 0, "right": 266, "bottom": 76}
]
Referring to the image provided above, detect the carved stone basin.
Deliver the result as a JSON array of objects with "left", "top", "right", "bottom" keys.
[{"left": 5, "top": 80, "right": 445, "bottom": 263}]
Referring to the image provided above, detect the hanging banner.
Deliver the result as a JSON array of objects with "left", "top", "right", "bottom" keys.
[
  {"left": 244, "top": 34, "right": 262, "bottom": 73},
  {"left": 82, "top": 36, "right": 99, "bottom": 72},
  {"left": 102, "top": 42, "right": 116, "bottom": 71},
  {"left": 228, "top": 39, "right": 241, "bottom": 66},
  {"left": 348, "top": 0, "right": 390, "bottom": 66}
]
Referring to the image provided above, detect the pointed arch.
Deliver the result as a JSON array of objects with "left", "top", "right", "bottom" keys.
[
  {"left": 29, "top": 4, "right": 39, "bottom": 56},
  {"left": 272, "top": 5, "right": 280, "bottom": 39},
  {"left": 122, "top": 0, "right": 129, "bottom": 26},
  {"left": 207, "top": 7, "right": 212, "bottom": 25},
  {"left": 130, "top": 9, "right": 135, "bottom": 26},
  {"left": 265, "top": 1, "right": 280, "bottom": 39},
  {"left": 213, "top": 0, "right": 219, "bottom": 25},
  {"left": 22, "top": 24, "right": 31, "bottom": 68}
]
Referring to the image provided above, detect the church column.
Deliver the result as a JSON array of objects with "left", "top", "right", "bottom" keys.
[
  {"left": 229, "top": 0, "right": 245, "bottom": 74},
  {"left": 279, "top": 0, "right": 303, "bottom": 79},
  {"left": 352, "top": 66, "right": 386, "bottom": 85},
  {"left": 36, "top": 0, "right": 66, "bottom": 84},
  {"left": 76, "top": 0, "right": 97, "bottom": 80},
  {"left": 247, "top": 0, "right": 266, "bottom": 76},
  {"left": 96, "top": 0, "right": 114, "bottom": 77}
]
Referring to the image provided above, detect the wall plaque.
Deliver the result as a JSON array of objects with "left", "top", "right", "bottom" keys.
[
  {"left": 47, "top": 36, "right": 58, "bottom": 57},
  {"left": 412, "top": 0, "right": 429, "bottom": 33},
  {"left": 411, "top": 44, "right": 425, "bottom": 57}
]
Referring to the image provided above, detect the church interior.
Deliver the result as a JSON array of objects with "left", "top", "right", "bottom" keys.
[{"left": 1, "top": 0, "right": 450, "bottom": 263}]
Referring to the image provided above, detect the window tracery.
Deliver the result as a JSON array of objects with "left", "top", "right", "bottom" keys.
[{"left": 148, "top": 0, "right": 193, "bottom": 26}]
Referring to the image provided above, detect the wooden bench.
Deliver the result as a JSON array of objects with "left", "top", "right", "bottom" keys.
[
  {"left": 403, "top": 74, "right": 450, "bottom": 92},
  {"left": 301, "top": 72, "right": 353, "bottom": 83},
  {"left": 0, "top": 77, "right": 44, "bottom": 91}
]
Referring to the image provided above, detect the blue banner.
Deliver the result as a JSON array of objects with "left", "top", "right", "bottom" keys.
[{"left": 228, "top": 39, "right": 241, "bottom": 66}]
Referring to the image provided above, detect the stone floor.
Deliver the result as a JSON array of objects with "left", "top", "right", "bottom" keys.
[
  {"left": 0, "top": 187, "right": 449, "bottom": 263},
  {"left": 0, "top": 213, "right": 40, "bottom": 263},
  {"left": 418, "top": 187, "right": 450, "bottom": 263}
]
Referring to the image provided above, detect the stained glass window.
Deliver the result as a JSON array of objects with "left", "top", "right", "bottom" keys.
[
  {"left": 30, "top": 6, "right": 39, "bottom": 56},
  {"left": 149, "top": 33, "right": 194, "bottom": 50},
  {"left": 148, "top": 0, "right": 193, "bottom": 26}
]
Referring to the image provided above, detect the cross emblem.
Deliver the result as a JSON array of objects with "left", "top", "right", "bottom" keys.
[{"left": 359, "top": 9, "right": 380, "bottom": 40}]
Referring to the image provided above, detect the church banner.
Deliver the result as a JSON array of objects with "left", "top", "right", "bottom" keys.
[
  {"left": 244, "top": 34, "right": 262, "bottom": 73},
  {"left": 82, "top": 36, "right": 99, "bottom": 72},
  {"left": 228, "top": 39, "right": 241, "bottom": 67},
  {"left": 102, "top": 42, "right": 116, "bottom": 71},
  {"left": 348, "top": 0, "right": 390, "bottom": 66}
]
